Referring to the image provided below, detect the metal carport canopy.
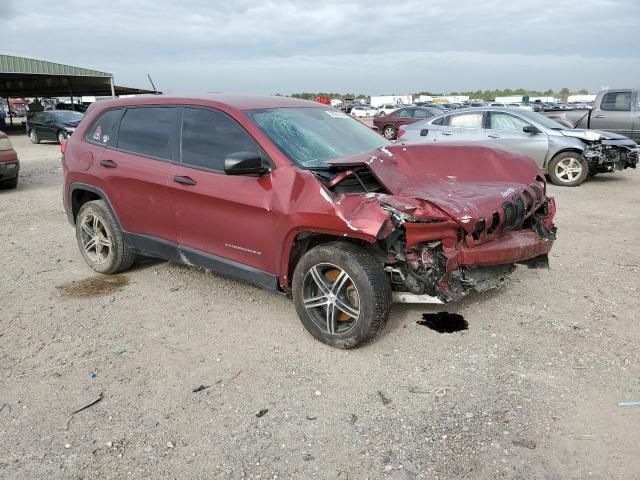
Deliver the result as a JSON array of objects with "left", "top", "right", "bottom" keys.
[{"left": 0, "top": 54, "right": 159, "bottom": 97}]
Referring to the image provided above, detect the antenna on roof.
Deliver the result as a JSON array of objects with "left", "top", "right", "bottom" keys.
[{"left": 147, "top": 74, "right": 157, "bottom": 93}]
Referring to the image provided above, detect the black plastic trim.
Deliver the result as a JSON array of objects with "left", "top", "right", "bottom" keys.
[{"left": 125, "top": 233, "right": 279, "bottom": 291}]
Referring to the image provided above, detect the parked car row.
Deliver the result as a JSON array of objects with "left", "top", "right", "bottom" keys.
[{"left": 58, "top": 95, "right": 558, "bottom": 348}]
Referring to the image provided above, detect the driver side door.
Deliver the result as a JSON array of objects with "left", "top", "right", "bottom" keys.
[
  {"left": 485, "top": 111, "right": 549, "bottom": 166},
  {"left": 169, "top": 106, "right": 279, "bottom": 284}
]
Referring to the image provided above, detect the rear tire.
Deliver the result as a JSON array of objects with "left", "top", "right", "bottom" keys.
[
  {"left": 548, "top": 152, "right": 588, "bottom": 187},
  {"left": 382, "top": 125, "right": 397, "bottom": 140},
  {"left": 75, "top": 200, "right": 135, "bottom": 274},
  {"left": 292, "top": 242, "right": 391, "bottom": 349}
]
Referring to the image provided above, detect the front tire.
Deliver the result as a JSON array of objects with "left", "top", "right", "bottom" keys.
[
  {"left": 548, "top": 152, "right": 588, "bottom": 187},
  {"left": 75, "top": 200, "right": 135, "bottom": 274},
  {"left": 57, "top": 131, "right": 66, "bottom": 144},
  {"left": 292, "top": 242, "right": 391, "bottom": 349},
  {"left": 29, "top": 129, "right": 40, "bottom": 144}
]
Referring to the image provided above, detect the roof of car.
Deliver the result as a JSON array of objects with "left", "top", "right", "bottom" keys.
[{"left": 89, "top": 94, "right": 322, "bottom": 111}]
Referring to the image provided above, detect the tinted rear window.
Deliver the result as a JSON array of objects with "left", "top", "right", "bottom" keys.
[
  {"left": 117, "top": 107, "right": 176, "bottom": 159},
  {"left": 87, "top": 109, "right": 123, "bottom": 146}
]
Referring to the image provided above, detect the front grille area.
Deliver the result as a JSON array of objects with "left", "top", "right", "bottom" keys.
[
  {"left": 500, "top": 186, "right": 542, "bottom": 233},
  {"left": 468, "top": 185, "right": 548, "bottom": 246}
]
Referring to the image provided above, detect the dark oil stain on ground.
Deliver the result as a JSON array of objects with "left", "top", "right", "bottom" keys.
[
  {"left": 417, "top": 312, "right": 468, "bottom": 333},
  {"left": 57, "top": 275, "right": 129, "bottom": 298}
]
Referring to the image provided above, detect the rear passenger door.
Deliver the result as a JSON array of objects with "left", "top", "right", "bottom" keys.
[
  {"left": 88, "top": 106, "right": 179, "bottom": 245},
  {"left": 169, "top": 107, "right": 278, "bottom": 280},
  {"left": 37, "top": 112, "right": 57, "bottom": 140},
  {"left": 437, "top": 111, "right": 485, "bottom": 142},
  {"left": 392, "top": 108, "right": 416, "bottom": 129}
]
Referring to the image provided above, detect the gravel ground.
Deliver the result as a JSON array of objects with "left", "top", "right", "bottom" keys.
[{"left": 1, "top": 132, "right": 639, "bottom": 479}]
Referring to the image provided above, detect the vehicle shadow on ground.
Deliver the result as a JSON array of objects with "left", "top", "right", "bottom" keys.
[
  {"left": 586, "top": 174, "right": 631, "bottom": 184},
  {"left": 129, "top": 257, "right": 167, "bottom": 272}
]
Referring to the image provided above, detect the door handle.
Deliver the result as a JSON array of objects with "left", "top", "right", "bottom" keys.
[
  {"left": 173, "top": 175, "right": 197, "bottom": 186},
  {"left": 594, "top": 114, "right": 606, "bottom": 118},
  {"left": 441, "top": 131, "right": 454, "bottom": 136},
  {"left": 488, "top": 134, "right": 500, "bottom": 139},
  {"left": 100, "top": 159, "right": 117, "bottom": 168}
]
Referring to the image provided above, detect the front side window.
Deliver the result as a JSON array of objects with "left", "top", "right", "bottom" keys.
[
  {"left": 489, "top": 112, "right": 531, "bottom": 132},
  {"left": 181, "top": 107, "right": 260, "bottom": 171},
  {"left": 87, "top": 109, "right": 123, "bottom": 146},
  {"left": 601, "top": 92, "right": 631, "bottom": 111},
  {"left": 247, "top": 107, "right": 388, "bottom": 168},
  {"left": 449, "top": 112, "right": 483, "bottom": 128},
  {"left": 117, "top": 107, "right": 177, "bottom": 159},
  {"left": 413, "top": 109, "right": 429, "bottom": 119}
]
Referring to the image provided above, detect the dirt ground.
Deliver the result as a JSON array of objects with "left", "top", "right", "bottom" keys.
[{"left": 1, "top": 131, "right": 639, "bottom": 480}]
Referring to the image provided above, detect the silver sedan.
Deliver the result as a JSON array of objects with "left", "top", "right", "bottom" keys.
[{"left": 399, "top": 107, "right": 638, "bottom": 186}]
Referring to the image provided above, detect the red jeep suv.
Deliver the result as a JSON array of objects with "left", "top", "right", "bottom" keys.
[{"left": 63, "top": 95, "right": 557, "bottom": 348}]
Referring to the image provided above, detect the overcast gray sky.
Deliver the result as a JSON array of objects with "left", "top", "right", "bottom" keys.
[{"left": 2, "top": 0, "right": 638, "bottom": 95}]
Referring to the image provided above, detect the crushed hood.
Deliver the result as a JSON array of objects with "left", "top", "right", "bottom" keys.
[
  {"left": 327, "top": 144, "right": 545, "bottom": 231},
  {"left": 560, "top": 128, "right": 634, "bottom": 142}
]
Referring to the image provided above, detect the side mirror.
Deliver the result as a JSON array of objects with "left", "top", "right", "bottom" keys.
[
  {"left": 224, "top": 151, "right": 269, "bottom": 176},
  {"left": 523, "top": 125, "right": 541, "bottom": 134},
  {"left": 420, "top": 129, "right": 429, "bottom": 136}
]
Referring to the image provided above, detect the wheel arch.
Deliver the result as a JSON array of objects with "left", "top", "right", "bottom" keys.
[
  {"left": 280, "top": 229, "right": 376, "bottom": 291},
  {"left": 68, "top": 183, "right": 122, "bottom": 230},
  {"left": 545, "top": 147, "right": 584, "bottom": 169}
]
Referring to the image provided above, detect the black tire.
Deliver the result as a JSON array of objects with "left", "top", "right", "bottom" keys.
[
  {"left": 382, "top": 125, "right": 397, "bottom": 140},
  {"left": 29, "top": 129, "right": 40, "bottom": 144},
  {"left": 548, "top": 152, "right": 589, "bottom": 187},
  {"left": 0, "top": 177, "right": 18, "bottom": 189},
  {"left": 292, "top": 242, "right": 391, "bottom": 349},
  {"left": 75, "top": 200, "right": 135, "bottom": 274}
]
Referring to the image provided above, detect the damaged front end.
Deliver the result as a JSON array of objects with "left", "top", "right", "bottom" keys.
[
  {"left": 378, "top": 194, "right": 556, "bottom": 304},
  {"left": 314, "top": 147, "right": 557, "bottom": 304},
  {"left": 562, "top": 130, "right": 639, "bottom": 174}
]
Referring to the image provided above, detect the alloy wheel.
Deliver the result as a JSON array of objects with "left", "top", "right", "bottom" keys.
[
  {"left": 554, "top": 157, "right": 583, "bottom": 183},
  {"left": 302, "top": 263, "right": 360, "bottom": 335},
  {"left": 79, "top": 214, "right": 113, "bottom": 264},
  {"left": 383, "top": 126, "right": 395, "bottom": 139}
]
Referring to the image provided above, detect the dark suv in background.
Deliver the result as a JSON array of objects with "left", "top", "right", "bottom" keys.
[{"left": 63, "top": 95, "right": 556, "bottom": 348}]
